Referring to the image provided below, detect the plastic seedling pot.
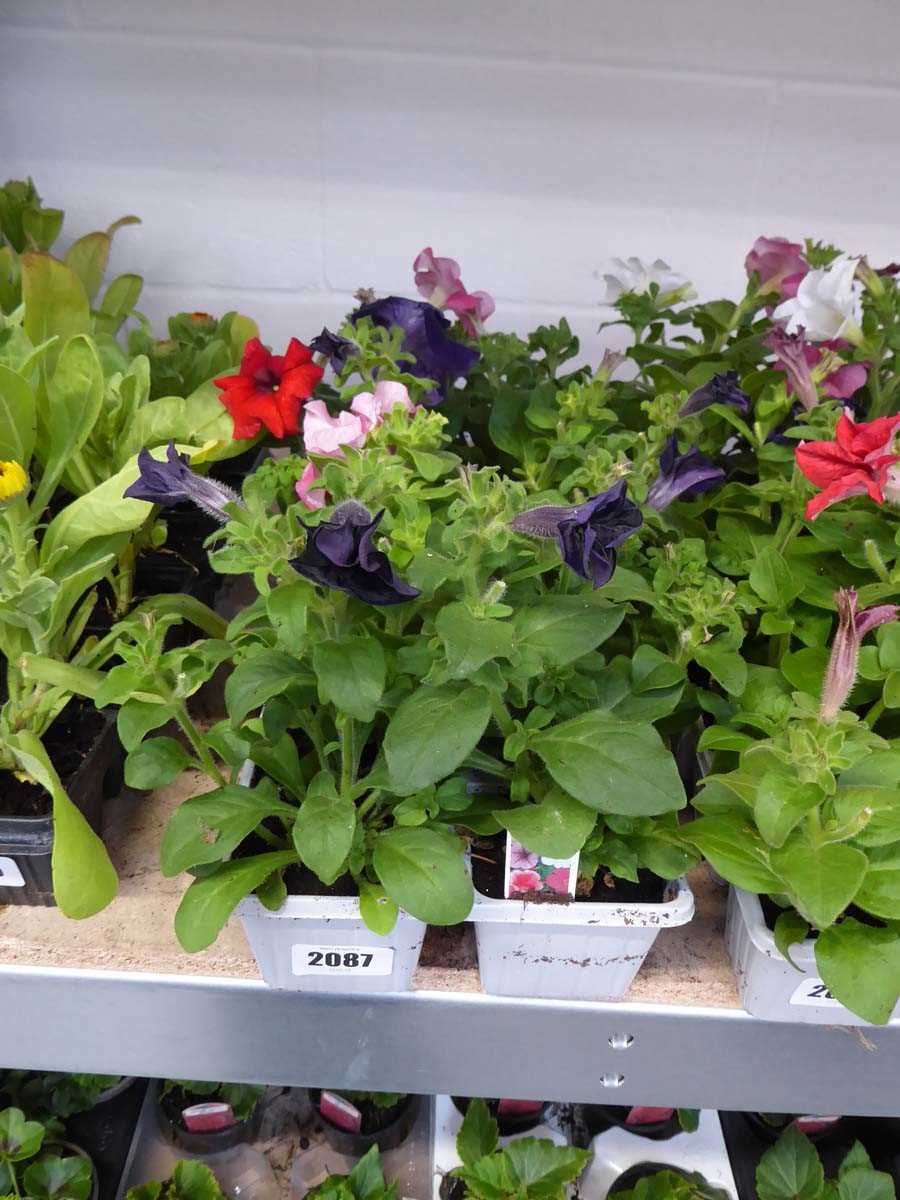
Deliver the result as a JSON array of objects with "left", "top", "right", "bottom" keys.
[
  {"left": 470, "top": 876, "right": 694, "bottom": 1000},
  {"left": 66, "top": 1077, "right": 147, "bottom": 1200},
  {"left": 0, "top": 711, "right": 122, "bottom": 908},
  {"left": 155, "top": 1082, "right": 263, "bottom": 1153},
  {"left": 308, "top": 1090, "right": 421, "bottom": 1157},
  {"left": 580, "top": 1110, "right": 738, "bottom": 1200},
  {"left": 235, "top": 761, "right": 425, "bottom": 992},
  {"left": 581, "top": 1105, "right": 682, "bottom": 1142},
  {"left": 725, "top": 888, "right": 900, "bottom": 1025}
]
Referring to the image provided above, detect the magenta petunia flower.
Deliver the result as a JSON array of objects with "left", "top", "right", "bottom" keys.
[{"left": 745, "top": 236, "right": 808, "bottom": 298}]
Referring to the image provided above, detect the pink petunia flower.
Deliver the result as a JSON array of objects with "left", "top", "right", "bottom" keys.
[
  {"left": 509, "top": 870, "right": 542, "bottom": 895},
  {"left": 302, "top": 399, "right": 368, "bottom": 457},
  {"left": 296, "top": 461, "right": 326, "bottom": 511},
  {"left": 820, "top": 588, "right": 898, "bottom": 723},
  {"left": 413, "top": 247, "right": 495, "bottom": 336},
  {"left": 414, "top": 247, "right": 464, "bottom": 308},
  {"left": 350, "top": 380, "right": 417, "bottom": 432},
  {"left": 745, "top": 236, "right": 808, "bottom": 299}
]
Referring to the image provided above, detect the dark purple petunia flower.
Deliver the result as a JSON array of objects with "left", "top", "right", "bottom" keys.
[
  {"left": 680, "top": 370, "right": 750, "bottom": 418},
  {"left": 291, "top": 501, "right": 420, "bottom": 606},
  {"left": 310, "top": 326, "right": 354, "bottom": 373},
  {"left": 123, "top": 442, "right": 240, "bottom": 523},
  {"left": 351, "top": 296, "right": 479, "bottom": 404},
  {"left": 511, "top": 480, "right": 642, "bottom": 589},
  {"left": 646, "top": 435, "right": 725, "bottom": 511}
]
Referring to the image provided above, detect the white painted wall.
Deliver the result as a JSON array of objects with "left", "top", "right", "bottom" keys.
[{"left": 2, "top": 0, "right": 899, "bottom": 360}]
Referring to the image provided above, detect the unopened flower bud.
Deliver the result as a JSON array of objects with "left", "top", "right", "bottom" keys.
[{"left": 820, "top": 588, "right": 899, "bottom": 723}]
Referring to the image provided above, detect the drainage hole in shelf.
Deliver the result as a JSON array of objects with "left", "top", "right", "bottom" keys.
[
  {"left": 608, "top": 1033, "right": 634, "bottom": 1049},
  {"left": 600, "top": 1073, "right": 625, "bottom": 1088}
]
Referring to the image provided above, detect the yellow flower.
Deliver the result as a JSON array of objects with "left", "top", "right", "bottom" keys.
[{"left": 0, "top": 460, "right": 28, "bottom": 501}]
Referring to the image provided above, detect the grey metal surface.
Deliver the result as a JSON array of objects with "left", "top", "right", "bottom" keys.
[{"left": 1, "top": 965, "right": 898, "bottom": 1115}]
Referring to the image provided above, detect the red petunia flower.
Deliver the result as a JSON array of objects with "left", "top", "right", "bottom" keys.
[
  {"left": 795, "top": 412, "right": 900, "bottom": 520},
  {"left": 214, "top": 337, "right": 323, "bottom": 440}
]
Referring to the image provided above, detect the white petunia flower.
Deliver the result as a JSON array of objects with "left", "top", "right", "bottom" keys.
[
  {"left": 599, "top": 257, "right": 694, "bottom": 305},
  {"left": 772, "top": 253, "right": 863, "bottom": 343}
]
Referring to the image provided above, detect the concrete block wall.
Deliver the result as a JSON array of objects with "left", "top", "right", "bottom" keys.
[{"left": 2, "top": 0, "right": 899, "bottom": 360}]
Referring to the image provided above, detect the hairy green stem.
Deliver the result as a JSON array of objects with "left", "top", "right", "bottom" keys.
[{"left": 174, "top": 707, "right": 226, "bottom": 787}]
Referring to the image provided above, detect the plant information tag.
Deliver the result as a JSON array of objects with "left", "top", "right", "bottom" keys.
[
  {"left": 292, "top": 944, "right": 395, "bottom": 976},
  {"left": 789, "top": 977, "right": 844, "bottom": 1008},
  {"left": 504, "top": 833, "right": 579, "bottom": 899},
  {"left": 0, "top": 858, "right": 24, "bottom": 888}
]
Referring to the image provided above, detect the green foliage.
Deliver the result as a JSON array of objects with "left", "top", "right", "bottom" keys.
[
  {"left": 756, "top": 1127, "right": 895, "bottom": 1200},
  {"left": 126, "top": 1160, "right": 225, "bottom": 1200},
  {"left": 305, "top": 1145, "right": 398, "bottom": 1200},
  {"left": 159, "top": 1080, "right": 264, "bottom": 1123},
  {"left": 0, "top": 1108, "right": 92, "bottom": 1200},
  {"left": 450, "top": 1098, "right": 590, "bottom": 1200}
]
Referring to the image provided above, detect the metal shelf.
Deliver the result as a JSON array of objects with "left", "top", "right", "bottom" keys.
[{"left": 1, "top": 964, "right": 898, "bottom": 1115}]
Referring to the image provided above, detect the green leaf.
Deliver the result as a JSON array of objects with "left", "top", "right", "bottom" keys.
[
  {"left": 771, "top": 841, "right": 868, "bottom": 929},
  {"left": 781, "top": 647, "right": 829, "bottom": 697},
  {"left": 503, "top": 1139, "right": 591, "bottom": 1194},
  {"left": 0, "top": 1107, "right": 44, "bottom": 1160},
  {"left": 630, "top": 644, "right": 685, "bottom": 693},
  {"left": 7, "top": 731, "right": 117, "bottom": 919},
  {"left": 774, "top": 909, "right": 809, "bottom": 970},
  {"left": 96, "top": 273, "right": 143, "bottom": 335},
  {"left": 174, "top": 851, "right": 296, "bottom": 952},
  {"left": 117, "top": 699, "right": 175, "bottom": 752},
  {"left": 754, "top": 774, "right": 824, "bottom": 849},
  {"left": 373, "top": 826, "right": 473, "bottom": 924},
  {"left": 347, "top": 1146, "right": 388, "bottom": 1200},
  {"left": 169, "top": 1161, "right": 224, "bottom": 1200},
  {"left": 817, "top": 919, "right": 900, "bottom": 1024},
  {"left": 494, "top": 791, "right": 596, "bottom": 858},
  {"left": 514, "top": 596, "right": 624, "bottom": 669},
  {"left": 756, "top": 1125, "right": 824, "bottom": 1200},
  {"left": 750, "top": 545, "right": 803, "bottom": 608},
  {"left": 456, "top": 1098, "right": 498, "bottom": 1167},
  {"left": 840, "top": 1145, "right": 874, "bottom": 1176},
  {"left": 46, "top": 333, "right": 104, "bottom": 486},
  {"left": 883, "top": 671, "right": 900, "bottom": 709},
  {"left": 312, "top": 637, "right": 386, "bottom": 722},
  {"left": 124, "top": 736, "right": 191, "bottom": 789},
  {"left": 358, "top": 880, "right": 399, "bottom": 936},
  {"left": 682, "top": 814, "right": 783, "bottom": 893},
  {"left": 385, "top": 683, "right": 491, "bottom": 795},
  {"left": 436, "top": 602, "right": 514, "bottom": 679},
  {"left": 161, "top": 781, "right": 295, "bottom": 876},
  {"left": 64, "top": 231, "right": 111, "bottom": 302},
  {"left": 838, "top": 1167, "right": 895, "bottom": 1200},
  {"left": 854, "top": 845, "right": 900, "bottom": 920},
  {"left": 248, "top": 733, "right": 304, "bottom": 800},
  {"left": 693, "top": 640, "right": 748, "bottom": 696},
  {"left": 293, "top": 775, "right": 356, "bottom": 886},
  {"left": 23, "top": 1154, "right": 92, "bottom": 1200},
  {"left": 0, "top": 363, "right": 36, "bottom": 465},
  {"left": 225, "top": 650, "right": 310, "bottom": 726},
  {"left": 265, "top": 581, "right": 308, "bottom": 650},
  {"left": 21, "top": 252, "right": 90, "bottom": 370},
  {"left": 529, "top": 712, "right": 686, "bottom": 816}
]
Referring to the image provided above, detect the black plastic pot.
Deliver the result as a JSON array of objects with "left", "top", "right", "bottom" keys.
[
  {"left": 0, "top": 711, "right": 123, "bottom": 908},
  {"left": 581, "top": 1105, "right": 682, "bottom": 1142},
  {"left": 451, "top": 1097, "right": 548, "bottom": 1137},
  {"left": 720, "top": 1111, "right": 854, "bottom": 1200},
  {"left": 156, "top": 1083, "right": 262, "bottom": 1153},
  {"left": 308, "top": 1090, "right": 420, "bottom": 1156},
  {"left": 608, "top": 1163, "right": 693, "bottom": 1194},
  {"left": 741, "top": 1112, "right": 848, "bottom": 1148},
  {"left": 66, "top": 1077, "right": 147, "bottom": 1200}
]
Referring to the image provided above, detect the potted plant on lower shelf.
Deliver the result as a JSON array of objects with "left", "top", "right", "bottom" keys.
[
  {"left": 441, "top": 1098, "right": 590, "bottom": 1200},
  {"left": 126, "top": 1160, "right": 225, "bottom": 1200},
  {"left": 0, "top": 1107, "right": 96, "bottom": 1200},
  {"left": 754, "top": 1126, "right": 895, "bottom": 1200},
  {"left": 308, "top": 1091, "right": 420, "bottom": 1156},
  {"left": 303, "top": 1145, "right": 397, "bottom": 1200}
]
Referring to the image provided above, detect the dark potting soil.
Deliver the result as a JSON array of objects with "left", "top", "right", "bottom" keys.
[
  {"left": 470, "top": 835, "right": 668, "bottom": 904},
  {"left": 760, "top": 894, "right": 886, "bottom": 936},
  {"left": 312, "top": 1090, "right": 410, "bottom": 1136},
  {"left": 0, "top": 701, "right": 107, "bottom": 818}
]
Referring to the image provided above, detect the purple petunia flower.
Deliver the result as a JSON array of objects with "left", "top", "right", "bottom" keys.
[
  {"left": 351, "top": 295, "right": 479, "bottom": 404},
  {"left": 680, "top": 371, "right": 750, "bottom": 418},
  {"left": 123, "top": 442, "right": 241, "bottom": 523},
  {"left": 310, "top": 327, "right": 354, "bottom": 373},
  {"left": 510, "top": 480, "right": 643, "bottom": 589},
  {"left": 646, "top": 435, "right": 725, "bottom": 511},
  {"left": 291, "top": 501, "right": 420, "bottom": 606}
]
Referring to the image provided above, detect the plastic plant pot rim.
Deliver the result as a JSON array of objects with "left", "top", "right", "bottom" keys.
[
  {"left": 468, "top": 874, "right": 693, "bottom": 928},
  {"left": 91, "top": 1076, "right": 137, "bottom": 1108},
  {"left": 237, "top": 890, "right": 427, "bottom": 927},
  {"left": 731, "top": 887, "right": 817, "bottom": 969}
]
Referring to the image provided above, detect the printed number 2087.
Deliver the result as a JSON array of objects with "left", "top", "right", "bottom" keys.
[{"left": 307, "top": 950, "right": 373, "bottom": 968}]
